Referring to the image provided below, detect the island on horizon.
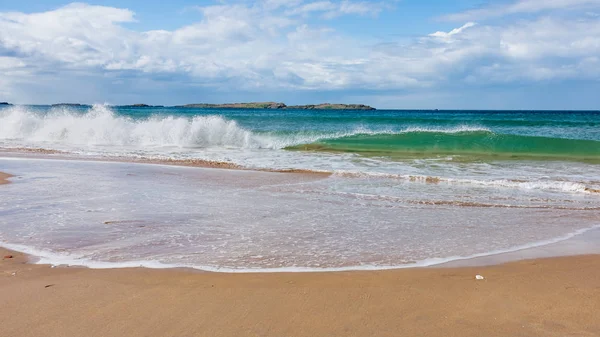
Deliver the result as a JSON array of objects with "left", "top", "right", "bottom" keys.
[
  {"left": 0, "top": 101, "right": 376, "bottom": 110},
  {"left": 174, "top": 102, "right": 376, "bottom": 110}
]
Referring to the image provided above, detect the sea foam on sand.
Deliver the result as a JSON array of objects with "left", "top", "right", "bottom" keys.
[{"left": 1, "top": 157, "right": 599, "bottom": 272}]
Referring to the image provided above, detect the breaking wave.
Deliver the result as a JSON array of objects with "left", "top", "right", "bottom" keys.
[
  {"left": 0, "top": 104, "right": 267, "bottom": 148},
  {"left": 290, "top": 129, "right": 600, "bottom": 161},
  {"left": 1, "top": 105, "right": 599, "bottom": 162}
]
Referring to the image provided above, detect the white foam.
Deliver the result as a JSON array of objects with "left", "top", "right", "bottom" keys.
[
  {"left": 402, "top": 126, "right": 491, "bottom": 133},
  {"left": 2, "top": 225, "right": 598, "bottom": 273},
  {"left": 449, "top": 178, "right": 593, "bottom": 194},
  {"left": 0, "top": 104, "right": 265, "bottom": 148},
  {"left": 333, "top": 170, "right": 597, "bottom": 194},
  {"left": 0, "top": 105, "right": 492, "bottom": 152}
]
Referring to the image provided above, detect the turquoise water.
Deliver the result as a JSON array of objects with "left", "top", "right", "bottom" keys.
[
  {"left": 1, "top": 104, "right": 600, "bottom": 194},
  {"left": 2, "top": 104, "right": 600, "bottom": 163}
]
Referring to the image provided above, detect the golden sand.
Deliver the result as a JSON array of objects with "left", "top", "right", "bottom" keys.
[{"left": 1, "top": 249, "right": 599, "bottom": 337}]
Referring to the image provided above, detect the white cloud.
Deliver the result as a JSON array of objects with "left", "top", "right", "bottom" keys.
[
  {"left": 286, "top": 1, "right": 385, "bottom": 19},
  {"left": 0, "top": 3, "right": 135, "bottom": 68},
  {"left": 429, "top": 22, "right": 477, "bottom": 40},
  {"left": 330, "top": 1, "right": 385, "bottom": 18},
  {"left": 370, "top": 15, "right": 600, "bottom": 85},
  {"left": 0, "top": 57, "right": 26, "bottom": 70},
  {"left": 0, "top": 1, "right": 390, "bottom": 96},
  {"left": 444, "top": 0, "right": 600, "bottom": 21},
  {"left": 288, "top": 1, "right": 337, "bottom": 15},
  {"left": 499, "top": 17, "right": 600, "bottom": 60},
  {"left": 261, "top": 0, "right": 305, "bottom": 10},
  {"left": 0, "top": 1, "right": 599, "bottom": 104}
]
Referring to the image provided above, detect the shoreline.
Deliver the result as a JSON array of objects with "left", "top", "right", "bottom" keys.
[
  {"left": 3, "top": 246, "right": 600, "bottom": 277},
  {"left": 2, "top": 159, "right": 599, "bottom": 336},
  {"left": 4, "top": 150, "right": 600, "bottom": 194},
  {"left": 0, "top": 149, "right": 333, "bottom": 177},
  {"left": 2, "top": 224, "right": 599, "bottom": 273},
  {"left": 2, "top": 247, "right": 599, "bottom": 337},
  {"left": 1, "top": 154, "right": 600, "bottom": 273}
]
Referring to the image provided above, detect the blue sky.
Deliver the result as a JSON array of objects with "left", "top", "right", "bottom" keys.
[{"left": 1, "top": 0, "right": 599, "bottom": 109}]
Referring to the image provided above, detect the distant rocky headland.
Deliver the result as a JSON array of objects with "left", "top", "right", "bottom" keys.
[
  {"left": 120, "top": 104, "right": 165, "bottom": 108},
  {"left": 1, "top": 102, "right": 376, "bottom": 110},
  {"left": 285, "top": 103, "right": 375, "bottom": 110},
  {"left": 178, "top": 102, "right": 286, "bottom": 109},
  {"left": 176, "top": 102, "right": 375, "bottom": 110},
  {"left": 51, "top": 103, "right": 89, "bottom": 108}
]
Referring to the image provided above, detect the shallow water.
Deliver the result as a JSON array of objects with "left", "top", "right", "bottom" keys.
[{"left": 1, "top": 158, "right": 598, "bottom": 272}]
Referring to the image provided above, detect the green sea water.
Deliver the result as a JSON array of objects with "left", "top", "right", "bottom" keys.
[
  {"left": 288, "top": 129, "right": 600, "bottom": 162},
  {"left": 1, "top": 105, "right": 600, "bottom": 163}
]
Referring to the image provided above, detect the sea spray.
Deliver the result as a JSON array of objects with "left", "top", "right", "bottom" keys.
[
  {"left": 1, "top": 105, "right": 600, "bottom": 169},
  {"left": 0, "top": 105, "right": 495, "bottom": 151},
  {"left": 0, "top": 104, "right": 264, "bottom": 148},
  {"left": 0, "top": 105, "right": 374, "bottom": 149}
]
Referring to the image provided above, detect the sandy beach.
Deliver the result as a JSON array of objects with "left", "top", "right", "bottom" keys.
[
  {"left": 1, "top": 164, "right": 599, "bottom": 337},
  {"left": 1, "top": 248, "right": 599, "bottom": 337}
]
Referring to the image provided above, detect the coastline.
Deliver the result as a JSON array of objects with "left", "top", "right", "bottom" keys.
[
  {"left": 2, "top": 153, "right": 600, "bottom": 272},
  {"left": 2, "top": 157, "right": 600, "bottom": 336},
  {"left": 2, "top": 247, "right": 599, "bottom": 337},
  {"left": 2, "top": 102, "right": 377, "bottom": 110}
]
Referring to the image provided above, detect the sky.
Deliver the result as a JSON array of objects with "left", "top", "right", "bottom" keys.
[{"left": 0, "top": 0, "right": 599, "bottom": 109}]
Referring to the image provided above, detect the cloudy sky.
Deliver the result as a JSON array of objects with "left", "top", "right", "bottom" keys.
[{"left": 1, "top": 0, "right": 599, "bottom": 109}]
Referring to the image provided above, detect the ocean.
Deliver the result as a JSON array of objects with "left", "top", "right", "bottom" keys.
[{"left": 1, "top": 104, "right": 599, "bottom": 271}]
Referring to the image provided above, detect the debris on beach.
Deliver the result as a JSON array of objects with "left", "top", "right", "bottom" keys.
[
  {"left": 475, "top": 275, "right": 485, "bottom": 280},
  {"left": 3, "top": 255, "right": 13, "bottom": 259}
]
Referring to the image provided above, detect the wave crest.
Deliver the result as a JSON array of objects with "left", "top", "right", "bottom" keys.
[
  {"left": 0, "top": 104, "right": 267, "bottom": 148},
  {"left": 0, "top": 105, "right": 493, "bottom": 150},
  {"left": 2, "top": 106, "right": 599, "bottom": 162},
  {"left": 290, "top": 127, "right": 600, "bottom": 161}
]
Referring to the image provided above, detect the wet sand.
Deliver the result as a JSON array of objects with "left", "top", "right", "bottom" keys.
[
  {"left": 0, "top": 149, "right": 332, "bottom": 176},
  {"left": 0, "top": 171, "right": 12, "bottom": 185},
  {"left": 1, "top": 248, "right": 599, "bottom": 337}
]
